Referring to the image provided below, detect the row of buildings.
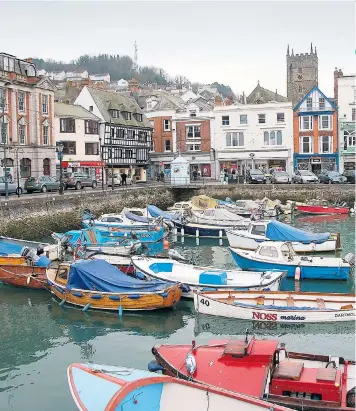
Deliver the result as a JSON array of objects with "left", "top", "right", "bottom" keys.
[{"left": 0, "top": 49, "right": 354, "bottom": 186}]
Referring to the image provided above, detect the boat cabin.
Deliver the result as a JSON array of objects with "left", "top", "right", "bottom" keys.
[
  {"left": 306, "top": 199, "right": 329, "bottom": 207},
  {"left": 171, "top": 202, "right": 191, "bottom": 210},
  {"left": 255, "top": 242, "right": 296, "bottom": 262},
  {"left": 245, "top": 221, "right": 269, "bottom": 237}
]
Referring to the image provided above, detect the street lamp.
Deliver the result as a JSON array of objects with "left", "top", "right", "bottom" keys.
[{"left": 57, "top": 142, "right": 64, "bottom": 195}]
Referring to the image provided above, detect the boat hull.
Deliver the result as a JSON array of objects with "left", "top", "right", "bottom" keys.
[
  {"left": 175, "top": 222, "right": 227, "bottom": 238},
  {"left": 226, "top": 231, "right": 338, "bottom": 253},
  {"left": 194, "top": 291, "right": 356, "bottom": 323},
  {"left": 229, "top": 248, "right": 349, "bottom": 280},
  {"left": 0, "top": 236, "right": 60, "bottom": 261},
  {"left": 98, "top": 227, "right": 165, "bottom": 243},
  {"left": 47, "top": 281, "right": 182, "bottom": 311},
  {"left": 296, "top": 205, "right": 349, "bottom": 215},
  {"left": 0, "top": 264, "right": 47, "bottom": 289}
]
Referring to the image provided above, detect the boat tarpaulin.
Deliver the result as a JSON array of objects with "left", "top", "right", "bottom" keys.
[
  {"left": 66, "top": 259, "right": 170, "bottom": 292},
  {"left": 266, "top": 220, "right": 330, "bottom": 244},
  {"left": 0, "top": 242, "right": 23, "bottom": 255},
  {"left": 125, "top": 211, "right": 150, "bottom": 224},
  {"left": 148, "top": 205, "right": 180, "bottom": 222}
]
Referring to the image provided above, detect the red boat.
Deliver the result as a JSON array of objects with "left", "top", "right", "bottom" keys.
[
  {"left": 151, "top": 333, "right": 356, "bottom": 410},
  {"left": 0, "top": 257, "right": 48, "bottom": 289},
  {"left": 296, "top": 200, "right": 349, "bottom": 215}
]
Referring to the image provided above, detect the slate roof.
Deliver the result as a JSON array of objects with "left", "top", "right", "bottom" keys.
[
  {"left": 54, "top": 86, "right": 81, "bottom": 104},
  {"left": 189, "top": 96, "right": 214, "bottom": 111},
  {"left": 139, "top": 91, "right": 185, "bottom": 112},
  {"left": 87, "top": 87, "right": 152, "bottom": 128},
  {"left": 54, "top": 102, "right": 100, "bottom": 120},
  {"left": 199, "top": 90, "right": 215, "bottom": 100},
  {"left": 246, "top": 82, "right": 288, "bottom": 104}
]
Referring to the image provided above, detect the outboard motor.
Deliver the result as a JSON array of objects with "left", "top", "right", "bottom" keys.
[
  {"left": 130, "top": 230, "right": 138, "bottom": 240},
  {"left": 37, "top": 244, "right": 45, "bottom": 256},
  {"left": 168, "top": 249, "right": 187, "bottom": 262},
  {"left": 21, "top": 247, "right": 39, "bottom": 264}
]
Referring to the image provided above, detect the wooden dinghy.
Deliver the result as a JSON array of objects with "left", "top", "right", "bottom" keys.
[
  {"left": 0, "top": 255, "right": 51, "bottom": 289},
  {"left": 151, "top": 333, "right": 356, "bottom": 411},
  {"left": 131, "top": 256, "right": 285, "bottom": 299},
  {"left": 68, "top": 363, "right": 292, "bottom": 411},
  {"left": 46, "top": 259, "right": 181, "bottom": 311},
  {"left": 194, "top": 290, "right": 356, "bottom": 323}
]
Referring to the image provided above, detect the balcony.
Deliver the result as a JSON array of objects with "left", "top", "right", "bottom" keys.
[{"left": 299, "top": 104, "right": 332, "bottom": 113}]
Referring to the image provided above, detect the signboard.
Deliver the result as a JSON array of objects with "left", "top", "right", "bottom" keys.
[
  {"left": 68, "top": 162, "right": 81, "bottom": 167},
  {"left": 311, "top": 157, "right": 321, "bottom": 164}
]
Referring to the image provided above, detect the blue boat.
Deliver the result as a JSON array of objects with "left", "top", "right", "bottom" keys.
[
  {"left": 67, "top": 363, "right": 283, "bottom": 411},
  {"left": 230, "top": 241, "right": 350, "bottom": 280}
]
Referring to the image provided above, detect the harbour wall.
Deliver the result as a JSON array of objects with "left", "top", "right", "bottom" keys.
[{"left": 0, "top": 184, "right": 354, "bottom": 240}]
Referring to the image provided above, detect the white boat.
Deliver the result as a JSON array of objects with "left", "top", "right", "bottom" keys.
[
  {"left": 226, "top": 220, "right": 340, "bottom": 253},
  {"left": 83, "top": 212, "right": 158, "bottom": 229},
  {"left": 131, "top": 256, "right": 285, "bottom": 298},
  {"left": 194, "top": 290, "right": 356, "bottom": 323},
  {"left": 68, "top": 363, "right": 292, "bottom": 411},
  {"left": 230, "top": 241, "right": 351, "bottom": 280},
  {"left": 189, "top": 208, "right": 250, "bottom": 228},
  {"left": 85, "top": 240, "right": 141, "bottom": 256}
]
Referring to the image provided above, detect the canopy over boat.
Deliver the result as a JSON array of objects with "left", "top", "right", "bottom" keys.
[
  {"left": 191, "top": 195, "right": 218, "bottom": 209},
  {"left": 66, "top": 260, "right": 169, "bottom": 293},
  {"left": 124, "top": 211, "right": 150, "bottom": 223},
  {"left": 266, "top": 220, "right": 330, "bottom": 244},
  {"left": 148, "top": 205, "right": 181, "bottom": 222}
]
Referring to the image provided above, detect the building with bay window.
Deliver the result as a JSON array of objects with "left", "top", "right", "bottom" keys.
[
  {"left": 54, "top": 102, "right": 104, "bottom": 179},
  {"left": 0, "top": 52, "right": 56, "bottom": 184},
  {"left": 336, "top": 73, "right": 355, "bottom": 172},
  {"left": 214, "top": 102, "right": 293, "bottom": 179},
  {"left": 293, "top": 86, "right": 338, "bottom": 173},
  {"left": 75, "top": 87, "right": 152, "bottom": 182}
]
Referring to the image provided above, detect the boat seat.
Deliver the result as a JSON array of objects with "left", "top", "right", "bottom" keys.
[
  {"left": 316, "top": 298, "right": 326, "bottom": 308},
  {"left": 274, "top": 360, "right": 304, "bottom": 380},
  {"left": 223, "top": 340, "right": 247, "bottom": 357},
  {"left": 286, "top": 296, "right": 294, "bottom": 307},
  {"left": 316, "top": 367, "right": 337, "bottom": 382},
  {"left": 256, "top": 296, "right": 265, "bottom": 305},
  {"left": 340, "top": 304, "right": 353, "bottom": 310}
]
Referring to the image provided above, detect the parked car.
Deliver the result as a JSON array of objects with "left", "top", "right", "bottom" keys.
[
  {"left": 107, "top": 173, "right": 133, "bottom": 187},
  {"left": 246, "top": 169, "right": 266, "bottom": 184},
  {"left": 63, "top": 172, "right": 97, "bottom": 190},
  {"left": 318, "top": 170, "right": 347, "bottom": 184},
  {"left": 343, "top": 169, "right": 355, "bottom": 184},
  {"left": 24, "top": 176, "right": 61, "bottom": 193},
  {"left": 271, "top": 171, "right": 291, "bottom": 184},
  {"left": 292, "top": 170, "right": 319, "bottom": 184},
  {"left": 0, "top": 177, "right": 23, "bottom": 195}
]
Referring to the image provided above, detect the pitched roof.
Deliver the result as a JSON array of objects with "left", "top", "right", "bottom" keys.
[
  {"left": 54, "top": 102, "right": 100, "bottom": 120},
  {"left": 199, "top": 89, "right": 215, "bottom": 100},
  {"left": 246, "top": 82, "right": 288, "bottom": 104},
  {"left": 140, "top": 91, "right": 185, "bottom": 112},
  {"left": 87, "top": 87, "right": 152, "bottom": 128},
  {"left": 293, "top": 85, "right": 337, "bottom": 111},
  {"left": 55, "top": 86, "right": 81, "bottom": 104},
  {"left": 187, "top": 97, "right": 214, "bottom": 111}
]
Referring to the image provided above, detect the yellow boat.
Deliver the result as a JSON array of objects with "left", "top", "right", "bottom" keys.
[{"left": 46, "top": 259, "right": 182, "bottom": 312}]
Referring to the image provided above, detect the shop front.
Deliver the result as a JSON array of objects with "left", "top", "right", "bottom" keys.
[
  {"left": 339, "top": 122, "right": 355, "bottom": 172},
  {"left": 294, "top": 154, "right": 339, "bottom": 174},
  {"left": 60, "top": 161, "right": 105, "bottom": 181}
]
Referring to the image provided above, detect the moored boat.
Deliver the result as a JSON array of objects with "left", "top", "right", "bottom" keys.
[
  {"left": 68, "top": 363, "right": 292, "bottom": 411},
  {"left": 151, "top": 333, "right": 356, "bottom": 410},
  {"left": 46, "top": 259, "right": 181, "bottom": 311},
  {"left": 295, "top": 199, "right": 350, "bottom": 215},
  {"left": 194, "top": 290, "right": 356, "bottom": 323},
  {"left": 131, "top": 256, "right": 285, "bottom": 298},
  {"left": 229, "top": 241, "right": 351, "bottom": 280},
  {"left": 189, "top": 208, "right": 250, "bottom": 227},
  {"left": 226, "top": 220, "right": 341, "bottom": 252}
]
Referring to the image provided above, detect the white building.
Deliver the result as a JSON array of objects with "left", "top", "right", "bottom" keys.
[
  {"left": 180, "top": 90, "right": 198, "bottom": 102},
  {"left": 337, "top": 74, "right": 356, "bottom": 171},
  {"left": 89, "top": 73, "right": 111, "bottom": 84},
  {"left": 37, "top": 69, "right": 47, "bottom": 76},
  {"left": 66, "top": 70, "right": 88, "bottom": 81},
  {"left": 54, "top": 102, "right": 104, "bottom": 179},
  {"left": 117, "top": 78, "right": 129, "bottom": 90},
  {"left": 214, "top": 102, "right": 293, "bottom": 178},
  {"left": 48, "top": 71, "right": 66, "bottom": 82}
]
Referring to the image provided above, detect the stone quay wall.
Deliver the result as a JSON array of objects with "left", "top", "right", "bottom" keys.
[{"left": 0, "top": 184, "right": 354, "bottom": 240}]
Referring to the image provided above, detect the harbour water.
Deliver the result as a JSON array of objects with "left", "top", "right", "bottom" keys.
[{"left": 0, "top": 215, "right": 355, "bottom": 411}]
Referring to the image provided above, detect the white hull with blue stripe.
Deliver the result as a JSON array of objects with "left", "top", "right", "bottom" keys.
[{"left": 131, "top": 256, "right": 284, "bottom": 298}]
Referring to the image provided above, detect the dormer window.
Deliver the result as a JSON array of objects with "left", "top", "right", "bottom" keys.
[
  {"left": 111, "top": 110, "right": 119, "bottom": 119},
  {"left": 3, "top": 56, "right": 15, "bottom": 72},
  {"left": 189, "top": 110, "right": 197, "bottom": 117},
  {"left": 135, "top": 113, "right": 143, "bottom": 122},
  {"left": 123, "top": 112, "right": 132, "bottom": 120}
]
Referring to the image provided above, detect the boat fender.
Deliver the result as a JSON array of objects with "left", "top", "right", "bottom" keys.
[
  {"left": 148, "top": 360, "right": 164, "bottom": 373},
  {"left": 159, "top": 292, "right": 168, "bottom": 298},
  {"left": 128, "top": 294, "right": 141, "bottom": 299},
  {"left": 180, "top": 284, "right": 191, "bottom": 293},
  {"left": 185, "top": 353, "right": 197, "bottom": 375},
  {"left": 26, "top": 276, "right": 31, "bottom": 284},
  {"left": 82, "top": 303, "right": 91, "bottom": 312},
  {"left": 347, "top": 387, "right": 356, "bottom": 408},
  {"left": 135, "top": 271, "right": 146, "bottom": 280},
  {"left": 295, "top": 267, "right": 301, "bottom": 281},
  {"left": 119, "top": 305, "right": 123, "bottom": 317}
]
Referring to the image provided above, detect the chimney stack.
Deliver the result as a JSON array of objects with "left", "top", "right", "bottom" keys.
[
  {"left": 215, "top": 94, "right": 223, "bottom": 106},
  {"left": 334, "top": 67, "right": 343, "bottom": 104}
]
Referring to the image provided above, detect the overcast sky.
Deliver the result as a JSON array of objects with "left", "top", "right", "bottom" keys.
[{"left": 2, "top": 1, "right": 354, "bottom": 97}]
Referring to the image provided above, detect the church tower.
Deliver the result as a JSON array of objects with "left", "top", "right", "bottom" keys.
[{"left": 286, "top": 43, "right": 318, "bottom": 105}]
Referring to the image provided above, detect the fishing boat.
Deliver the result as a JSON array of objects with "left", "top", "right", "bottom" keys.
[
  {"left": 0, "top": 250, "right": 51, "bottom": 289},
  {"left": 189, "top": 208, "right": 250, "bottom": 228},
  {"left": 46, "top": 259, "right": 182, "bottom": 311},
  {"left": 82, "top": 211, "right": 161, "bottom": 230},
  {"left": 131, "top": 256, "right": 285, "bottom": 298},
  {"left": 67, "top": 363, "right": 292, "bottom": 411},
  {"left": 0, "top": 235, "right": 61, "bottom": 261},
  {"left": 194, "top": 290, "right": 356, "bottom": 323},
  {"left": 151, "top": 332, "right": 356, "bottom": 411},
  {"left": 226, "top": 220, "right": 341, "bottom": 253},
  {"left": 229, "top": 241, "right": 352, "bottom": 280},
  {"left": 295, "top": 199, "right": 350, "bottom": 215}
]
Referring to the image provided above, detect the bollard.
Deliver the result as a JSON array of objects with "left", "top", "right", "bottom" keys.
[
  {"left": 196, "top": 229, "right": 199, "bottom": 238},
  {"left": 219, "top": 230, "right": 223, "bottom": 239},
  {"left": 180, "top": 228, "right": 184, "bottom": 236}
]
